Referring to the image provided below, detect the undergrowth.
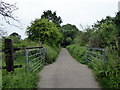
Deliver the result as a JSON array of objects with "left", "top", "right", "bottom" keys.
[
  {"left": 66, "top": 44, "right": 87, "bottom": 64},
  {"left": 2, "top": 43, "right": 60, "bottom": 88},
  {"left": 66, "top": 44, "right": 120, "bottom": 89}
]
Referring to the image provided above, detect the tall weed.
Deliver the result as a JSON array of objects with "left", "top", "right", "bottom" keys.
[
  {"left": 66, "top": 44, "right": 87, "bottom": 64},
  {"left": 67, "top": 44, "right": 120, "bottom": 89},
  {"left": 2, "top": 44, "right": 61, "bottom": 88}
]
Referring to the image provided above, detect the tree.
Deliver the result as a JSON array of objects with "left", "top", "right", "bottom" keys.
[
  {"left": 26, "top": 18, "right": 62, "bottom": 47},
  {"left": 41, "top": 10, "right": 62, "bottom": 27},
  {"left": 0, "top": 1, "right": 18, "bottom": 37},
  {"left": 0, "top": 1, "right": 18, "bottom": 24},
  {"left": 8, "top": 33, "right": 21, "bottom": 44},
  {"left": 73, "top": 30, "right": 83, "bottom": 45},
  {"left": 89, "top": 16, "right": 117, "bottom": 48},
  {"left": 79, "top": 27, "right": 94, "bottom": 46},
  {"left": 60, "top": 24, "right": 79, "bottom": 47},
  {"left": 114, "top": 11, "right": 120, "bottom": 57},
  {"left": 66, "top": 37, "right": 72, "bottom": 45},
  {"left": 9, "top": 32, "right": 21, "bottom": 40}
]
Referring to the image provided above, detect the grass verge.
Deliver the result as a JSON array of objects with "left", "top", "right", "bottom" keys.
[
  {"left": 2, "top": 44, "right": 61, "bottom": 88},
  {"left": 66, "top": 44, "right": 120, "bottom": 89}
]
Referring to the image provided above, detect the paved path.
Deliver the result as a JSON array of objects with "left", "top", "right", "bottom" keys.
[{"left": 38, "top": 48, "right": 100, "bottom": 88}]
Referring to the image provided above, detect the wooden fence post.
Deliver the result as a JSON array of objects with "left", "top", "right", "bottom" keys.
[{"left": 4, "top": 39, "right": 14, "bottom": 72}]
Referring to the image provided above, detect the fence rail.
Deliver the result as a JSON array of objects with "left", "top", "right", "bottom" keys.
[
  {"left": 86, "top": 47, "right": 106, "bottom": 68},
  {"left": 25, "top": 48, "right": 47, "bottom": 72},
  {"left": 1, "top": 39, "right": 47, "bottom": 72}
]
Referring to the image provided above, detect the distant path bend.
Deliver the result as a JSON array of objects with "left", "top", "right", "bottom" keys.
[{"left": 38, "top": 48, "right": 100, "bottom": 88}]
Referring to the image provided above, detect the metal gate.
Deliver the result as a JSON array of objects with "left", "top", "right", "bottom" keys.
[
  {"left": 25, "top": 47, "right": 47, "bottom": 72},
  {"left": 86, "top": 47, "right": 106, "bottom": 68}
]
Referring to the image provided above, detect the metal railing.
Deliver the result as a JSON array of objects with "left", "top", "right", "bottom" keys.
[
  {"left": 0, "top": 39, "right": 48, "bottom": 72},
  {"left": 25, "top": 48, "right": 47, "bottom": 72},
  {"left": 86, "top": 47, "right": 106, "bottom": 68}
]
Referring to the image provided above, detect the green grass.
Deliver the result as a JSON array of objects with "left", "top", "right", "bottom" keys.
[
  {"left": 43, "top": 44, "right": 61, "bottom": 64},
  {"left": 66, "top": 44, "right": 87, "bottom": 64},
  {"left": 2, "top": 69, "right": 41, "bottom": 88},
  {"left": 0, "top": 70, "right": 2, "bottom": 89},
  {"left": 94, "top": 49, "right": 120, "bottom": 88},
  {"left": 2, "top": 51, "right": 43, "bottom": 88},
  {"left": 2, "top": 44, "right": 61, "bottom": 88},
  {"left": 66, "top": 44, "right": 120, "bottom": 89}
]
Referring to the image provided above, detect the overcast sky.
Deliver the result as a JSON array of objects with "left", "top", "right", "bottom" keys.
[{"left": 1, "top": 0, "right": 120, "bottom": 39}]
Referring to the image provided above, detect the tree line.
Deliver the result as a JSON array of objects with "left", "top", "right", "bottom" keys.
[
  {"left": 26, "top": 10, "right": 120, "bottom": 57},
  {"left": 3, "top": 9, "right": 120, "bottom": 57},
  {"left": 26, "top": 10, "right": 79, "bottom": 48},
  {"left": 0, "top": 1, "right": 120, "bottom": 56}
]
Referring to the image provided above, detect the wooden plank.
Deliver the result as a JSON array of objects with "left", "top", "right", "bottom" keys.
[
  {"left": 1, "top": 47, "right": 43, "bottom": 52},
  {"left": 0, "top": 65, "right": 22, "bottom": 70}
]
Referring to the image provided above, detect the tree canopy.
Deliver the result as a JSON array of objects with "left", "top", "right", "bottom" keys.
[
  {"left": 41, "top": 10, "right": 62, "bottom": 27},
  {"left": 9, "top": 32, "right": 21, "bottom": 39},
  {"left": 90, "top": 16, "right": 117, "bottom": 48},
  {"left": 26, "top": 18, "right": 62, "bottom": 47},
  {"left": 60, "top": 24, "right": 79, "bottom": 47},
  {"left": 114, "top": 11, "right": 120, "bottom": 56}
]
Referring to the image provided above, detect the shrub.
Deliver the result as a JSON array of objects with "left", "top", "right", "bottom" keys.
[
  {"left": 67, "top": 44, "right": 120, "bottom": 89},
  {"left": 43, "top": 44, "right": 61, "bottom": 64},
  {"left": 93, "top": 48, "right": 120, "bottom": 88},
  {"left": 66, "top": 44, "right": 87, "bottom": 64}
]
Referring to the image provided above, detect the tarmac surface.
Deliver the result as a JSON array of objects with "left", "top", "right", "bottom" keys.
[{"left": 38, "top": 48, "right": 100, "bottom": 88}]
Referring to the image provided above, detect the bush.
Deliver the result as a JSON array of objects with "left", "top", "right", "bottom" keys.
[
  {"left": 43, "top": 44, "right": 61, "bottom": 64},
  {"left": 93, "top": 48, "right": 120, "bottom": 88},
  {"left": 67, "top": 44, "right": 120, "bottom": 89},
  {"left": 26, "top": 18, "right": 62, "bottom": 48},
  {"left": 2, "top": 70, "right": 40, "bottom": 88},
  {"left": 66, "top": 37, "right": 72, "bottom": 45},
  {"left": 66, "top": 44, "right": 87, "bottom": 64}
]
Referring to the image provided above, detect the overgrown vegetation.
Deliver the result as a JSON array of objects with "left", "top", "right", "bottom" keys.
[
  {"left": 26, "top": 18, "right": 62, "bottom": 47},
  {"left": 2, "top": 55, "right": 42, "bottom": 88},
  {"left": 67, "top": 44, "right": 120, "bottom": 88},
  {"left": 60, "top": 24, "right": 79, "bottom": 47},
  {"left": 66, "top": 12, "right": 120, "bottom": 89},
  {"left": 2, "top": 10, "right": 62, "bottom": 88},
  {"left": 1, "top": 6, "right": 120, "bottom": 88},
  {"left": 2, "top": 41, "right": 40, "bottom": 88},
  {"left": 43, "top": 44, "right": 61, "bottom": 64},
  {"left": 2, "top": 37, "right": 60, "bottom": 88},
  {"left": 66, "top": 44, "right": 86, "bottom": 64}
]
